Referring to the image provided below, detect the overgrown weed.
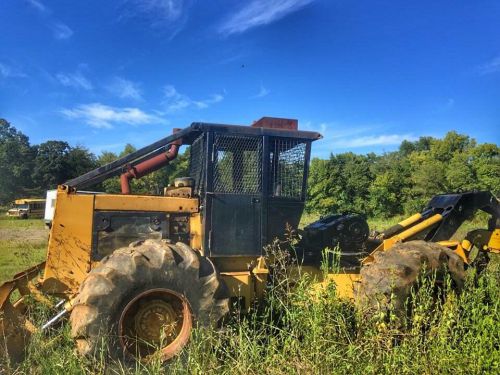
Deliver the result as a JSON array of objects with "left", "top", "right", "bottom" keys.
[{"left": 4, "top": 248, "right": 499, "bottom": 374}]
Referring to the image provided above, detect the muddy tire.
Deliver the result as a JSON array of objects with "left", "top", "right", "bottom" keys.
[
  {"left": 70, "top": 239, "right": 229, "bottom": 363},
  {"left": 355, "top": 240, "right": 465, "bottom": 324}
]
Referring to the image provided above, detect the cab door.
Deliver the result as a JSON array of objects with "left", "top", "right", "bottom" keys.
[{"left": 206, "top": 133, "right": 263, "bottom": 256}]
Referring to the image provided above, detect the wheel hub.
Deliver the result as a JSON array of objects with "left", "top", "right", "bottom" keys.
[
  {"left": 118, "top": 288, "right": 192, "bottom": 361},
  {"left": 134, "top": 299, "right": 181, "bottom": 343}
]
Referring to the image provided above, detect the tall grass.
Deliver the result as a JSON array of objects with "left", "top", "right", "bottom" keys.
[
  {"left": 0, "top": 217, "right": 47, "bottom": 282},
  {"left": 0, "top": 217, "right": 45, "bottom": 227},
  {"left": 4, "top": 247, "right": 499, "bottom": 375},
  {"left": 0, "top": 240, "right": 46, "bottom": 283}
]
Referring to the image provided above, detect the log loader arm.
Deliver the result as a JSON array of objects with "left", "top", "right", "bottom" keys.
[{"left": 363, "top": 191, "right": 500, "bottom": 265}]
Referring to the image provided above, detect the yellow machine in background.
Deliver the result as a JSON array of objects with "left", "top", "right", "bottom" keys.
[{"left": 0, "top": 117, "right": 498, "bottom": 365}]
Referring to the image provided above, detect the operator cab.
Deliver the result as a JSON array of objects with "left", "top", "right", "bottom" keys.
[{"left": 181, "top": 117, "right": 321, "bottom": 256}]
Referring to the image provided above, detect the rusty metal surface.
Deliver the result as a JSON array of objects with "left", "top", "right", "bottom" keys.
[
  {"left": 121, "top": 142, "right": 181, "bottom": 194},
  {"left": 0, "top": 262, "right": 45, "bottom": 363},
  {"left": 251, "top": 117, "right": 298, "bottom": 130},
  {"left": 118, "top": 288, "right": 192, "bottom": 362}
]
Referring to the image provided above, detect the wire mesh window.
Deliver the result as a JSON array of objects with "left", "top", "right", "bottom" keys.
[
  {"left": 189, "top": 134, "right": 205, "bottom": 194},
  {"left": 213, "top": 134, "right": 262, "bottom": 194},
  {"left": 270, "top": 139, "right": 306, "bottom": 199}
]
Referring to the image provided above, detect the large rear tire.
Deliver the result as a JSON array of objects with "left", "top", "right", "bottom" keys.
[
  {"left": 70, "top": 239, "right": 229, "bottom": 363},
  {"left": 355, "top": 240, "right": 465, "bottom": 324}
]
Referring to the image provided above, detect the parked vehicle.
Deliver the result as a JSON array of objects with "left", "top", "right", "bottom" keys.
[
  {"left": 6, "top": 198, "right": 46, "bottom": 219},
  {"left": 44, "top": 190, "right": 57, "bottom": 228}
]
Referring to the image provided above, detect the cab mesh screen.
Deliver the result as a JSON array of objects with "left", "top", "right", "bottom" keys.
[
  {"left": 270, "top": 139, "right": 306, "bottom": 198},
  {"left": 213, "top": 134, "right": 262, "bottom": 194},
  {"left": 189, "top": 134, "right": 205, "bottom": 194}
]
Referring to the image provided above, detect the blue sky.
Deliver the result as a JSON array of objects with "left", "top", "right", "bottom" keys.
[{"left": 0, "top": 0, "right": 499, "bottom": 158}]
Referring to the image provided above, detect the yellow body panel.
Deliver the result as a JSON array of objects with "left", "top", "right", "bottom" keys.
[
  {"left": 42, "top": 190, "right": 94, "bottom": 295},
  {"left": 220, "top": 260, "right": 356, "bottom": 308},
  {"left": 488, "top": 229, "right": 500, "bottom": 253},
  {"left": 218, "top": 256, "right": 270, "bottom": 309},
  {"left": 437, "top": 240, "right": 469, "bottom": 264},
  {"left": 41, "top": 188, "right": 200, "bottom": 296},
  {"left": 189, "top": 213, "right": 203, "bottom": 252},
  {"left": 213, "top": 256, "right": 264, "bottom": 273},
  {"left": 221, "top": 271, "right": 254, "bottom": 309},
  {"left": 94, "top": 194, "right": 198, "bottom": 213},
  {"left": 288, "top": 266, "right": 359, "bottom": 299},
  {"left": 322, "top": 273, "right": 360, "bottom": 299}
]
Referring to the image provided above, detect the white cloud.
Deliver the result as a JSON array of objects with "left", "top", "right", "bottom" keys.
[
  {"left": 51, "top": 22, "right": 73, "bottom": 39},
  {"left": 219, "top": 0, "right": 314, "bottom": 35},
  {"left": 27, "top": 1, "right": 73, "bottom": 40},
  {"left": 131, "top": 0, "right": 185, "bottom": 22},
  {"left": 56, "top": 71, "right": 93, "bottom": 90},
  {"left": 107, "top": 77, "right": 143, "bottom": 100},
  {"left": 61, "top": 103, "right": 164, "bottom": 129},
  {"left": 27, "top": 0, "right": 48, "bottom": 13},
  {"left": 477, "top": 56, "right": 500, "bottom": 75},
  {"left": 318, "top": 123, "right": 377, "bottom": 139},
  {"left": 335, "top": 134, "right": 416, "bottom": 148},
  {"left": 123, "top": 0, "right": 193, "bottom": 38},
  {"left": 163, "top": 85, "right": 224, "bottom": 112},
  {"left": 311, "top": 122, "right": 416, "bottom": 153},
  {"left": 253, "top": 83, "right": 270, "bottom": 98},
  {"left": 0, "top": 63, "right": 27, "bottom": 79}
]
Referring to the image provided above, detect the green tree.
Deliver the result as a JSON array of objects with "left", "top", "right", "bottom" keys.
[
  {"left": 0, "top": 119, "right": 36, "bottom": 203},
  {"left": 430, "top": 131, "right": 475, "bottom": 162},
  {"left": 306, "top": 158, "right": 336, "bottom": 213},
  {"left": 470, "top": 143, "right": 500, "bottom": 195},
  {"left": 307, "top": 153, "right": 374, "bottom": 214},
  {"left": 32, "top": 141, "right": 72, "bottom": 190},
  {"left": 32, "top": 141, "right": 97, "bottom": 192},
  {"left": 399, "top": 136, "right": 433, "bottom": 156},
  {"left": 66, "top": 146, "right": 98, "bottom": 180},
  {"left": 445, "top": 152, "right": 476, "bottom": 192},
  {"left": 98, "top": 151, "right": 121, "bottom": 193},
  {"left": 368, "top": 154, "right": 410, "bottom": 217}
]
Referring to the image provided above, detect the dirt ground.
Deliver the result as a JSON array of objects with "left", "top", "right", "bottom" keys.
[
  {"left": 0, "top": 217, "right": 48, "bottom": 241},
  {"left": 0, "top": 218, "right": 48, "bottom": 282},
  {"left": 0, "top": 227, "right": 48, "bottom": 242}
]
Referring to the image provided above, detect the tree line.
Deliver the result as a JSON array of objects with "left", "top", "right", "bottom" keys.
[
  {"left": 0, "top": 118, "right": 189, "bottom": 204},
  {"left": 1, "top": 118, "right": 498, "bottom": 217},
  {"left": 306, "top": 132, "right": 499, "bottom": 217}
]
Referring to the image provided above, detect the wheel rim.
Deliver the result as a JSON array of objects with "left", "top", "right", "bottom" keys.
[{"left": 118, "top": 288, "right": 192, "bottom": 361}]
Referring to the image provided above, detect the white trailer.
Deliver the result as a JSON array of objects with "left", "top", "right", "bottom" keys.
[{"left": 44, "top": 189, "right": 57, "bottom": 227}]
